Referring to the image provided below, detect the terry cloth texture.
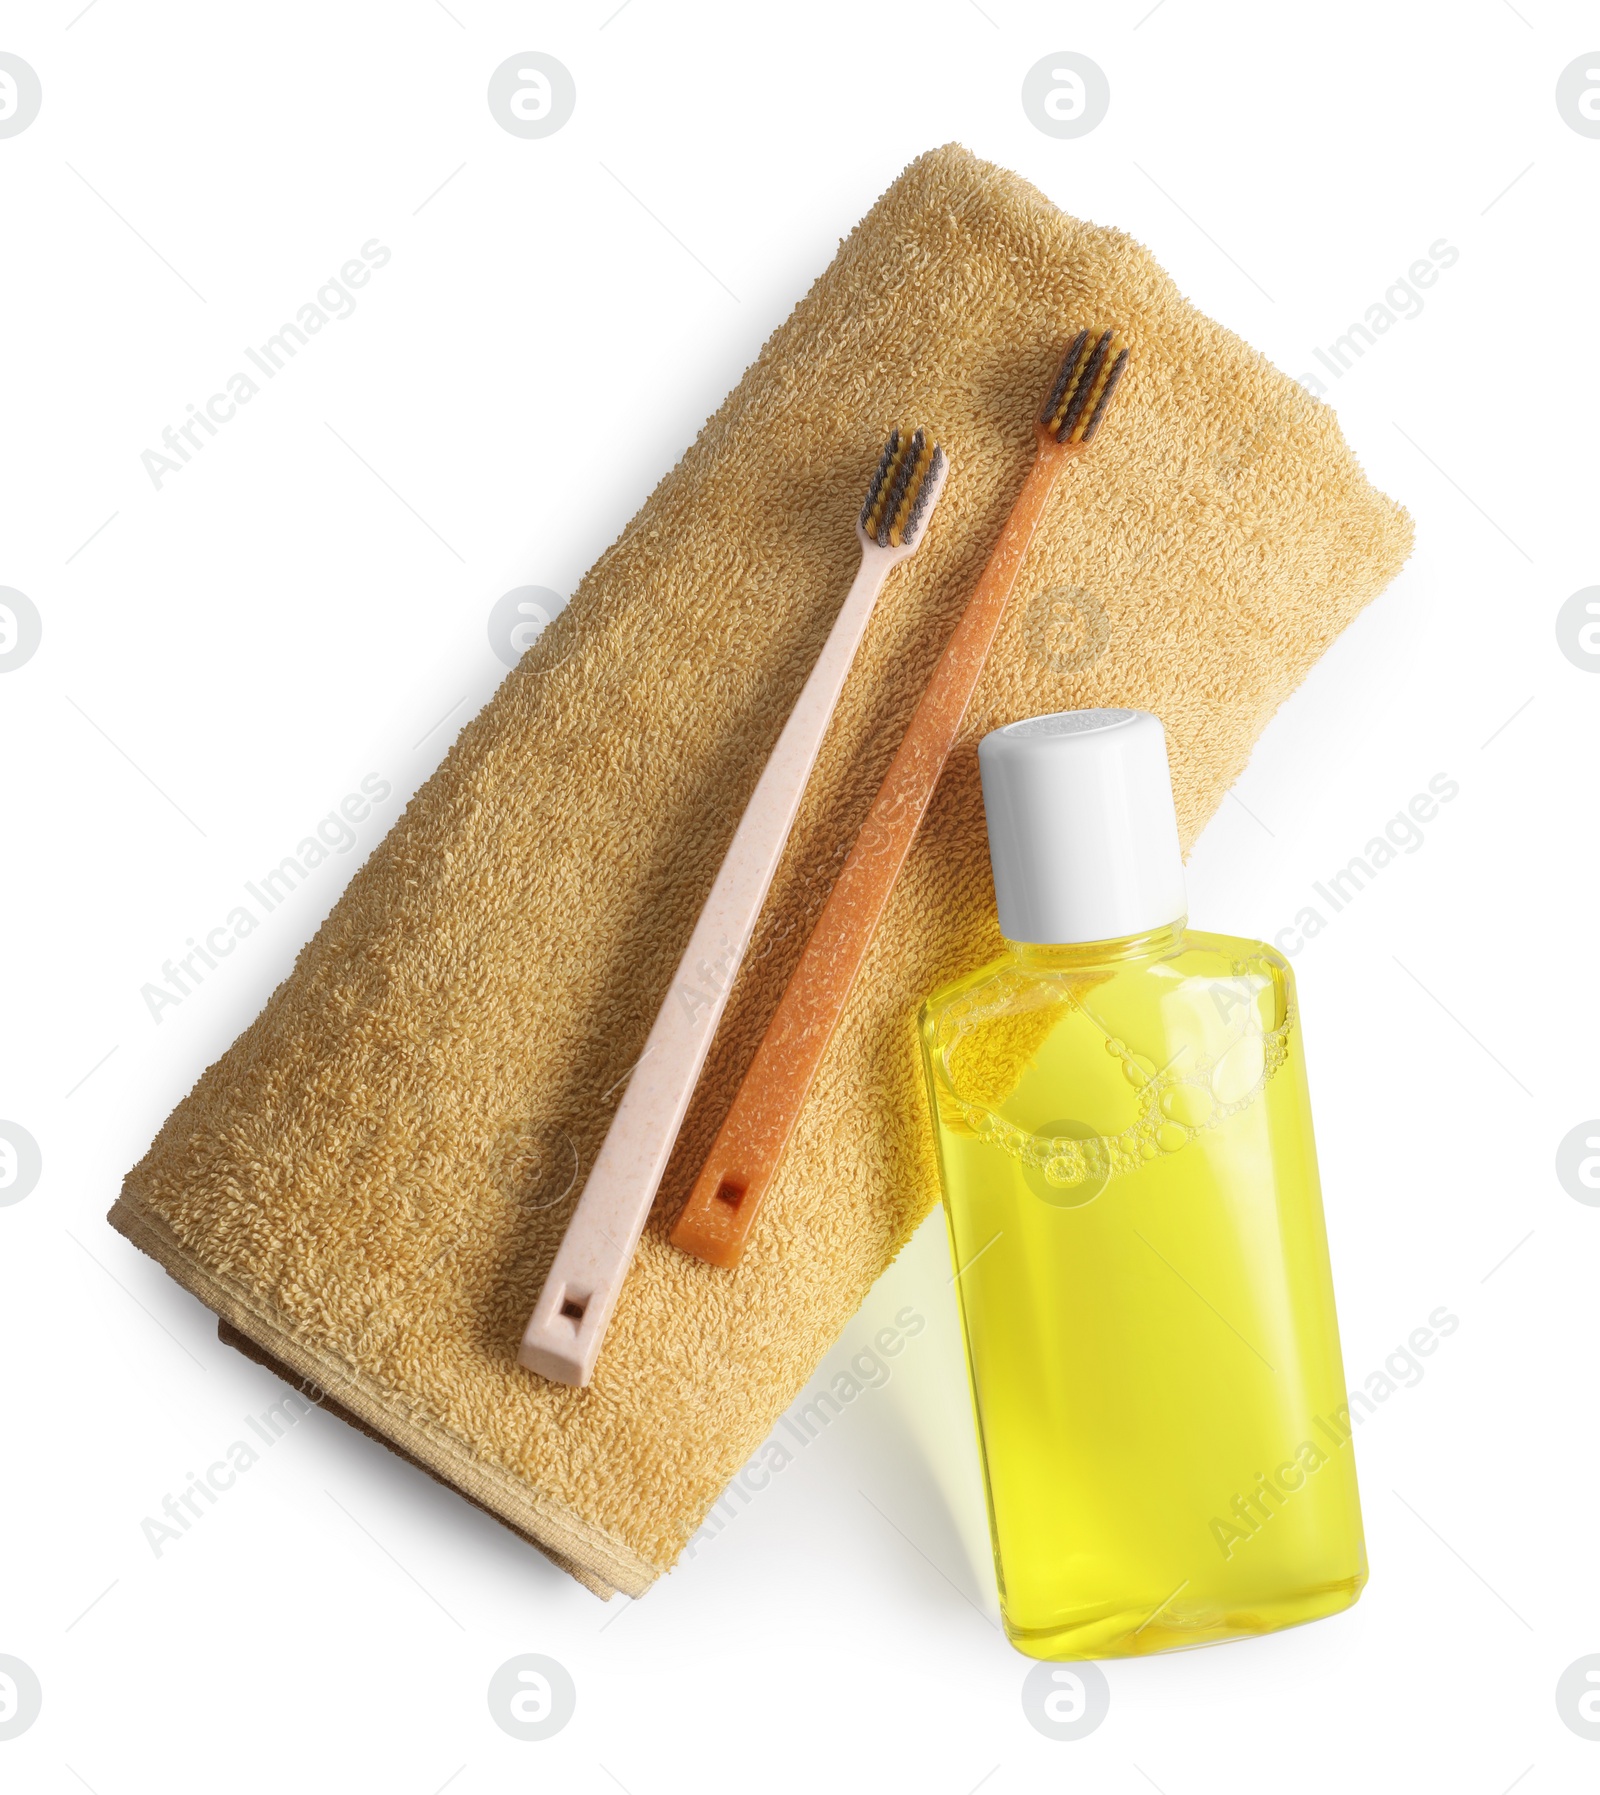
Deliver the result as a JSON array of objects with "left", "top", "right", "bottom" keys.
[{"left": 111, "top": 144, "right": 1412, "bottom": 1599}]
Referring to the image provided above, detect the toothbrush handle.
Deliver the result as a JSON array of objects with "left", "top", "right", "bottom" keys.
[
  {"left": 671, "top": 444, "right": 1070, "bottom": 1268},
  {"left": 520, "top": 542, "right": 901, "bottom": 1384}
]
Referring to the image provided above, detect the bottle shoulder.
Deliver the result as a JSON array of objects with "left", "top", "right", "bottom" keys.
[
  {"left": 918, "top": 927, "right": 1302, "bottom": 1197},
  {"left": 919, "top": 928, "right": 1291, "bottom": 1031}
]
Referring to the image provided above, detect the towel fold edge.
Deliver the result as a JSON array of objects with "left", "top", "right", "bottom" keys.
[
  {"left": 105, "top": 1193, "right": 658, "bottom": 1600},
  {"left": 211, "top": 1318, "right": 614, "bottom": 1599}
]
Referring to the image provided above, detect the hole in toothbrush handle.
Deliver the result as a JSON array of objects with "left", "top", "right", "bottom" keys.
[
  {"left": 670, "top": 1162, "right": 767, "bottom": 1267},
  {"left": 518, "top": 1284, "right": 604, "bottom": 1385}
]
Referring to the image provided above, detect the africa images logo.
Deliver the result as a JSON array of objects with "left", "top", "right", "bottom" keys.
[{"left": 139, "top": 240, "right": 392, "bottom": 490}]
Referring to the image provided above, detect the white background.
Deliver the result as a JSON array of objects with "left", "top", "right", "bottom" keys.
[{"left": 2, "top": 2, "right": 1597, "bottom": 1790}]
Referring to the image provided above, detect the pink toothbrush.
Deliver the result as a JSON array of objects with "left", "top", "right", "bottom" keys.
[{"left": 519, "top": 430, "right": 949, "bottom": 1385}]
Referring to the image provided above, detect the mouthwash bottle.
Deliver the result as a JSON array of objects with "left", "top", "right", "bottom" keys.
[{"left": 919, "top": 708, "right": 1366, "bottom": 1660}]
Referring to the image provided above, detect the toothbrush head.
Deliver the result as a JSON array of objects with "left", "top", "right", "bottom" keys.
[
  {"left": 859, "top": 428, "right": 949, "bottom": 552},
  {"left": 1040, "top": 328, "right": 1130, "bottom": 447}
]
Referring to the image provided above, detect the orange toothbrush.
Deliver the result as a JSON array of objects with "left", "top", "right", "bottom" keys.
[{"left": 670, "top": 328, "right": 1131, "bottom": 1268}]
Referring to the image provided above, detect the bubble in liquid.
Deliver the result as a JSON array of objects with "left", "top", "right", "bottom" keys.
[
  {"left": 1105, "top": 1037, "right": 1125, "bottom": 1056},
  {"left": 1027, "top": 1119, "right": 1109, "bottom": 1207},
  {"left": 1161, "top": 1083, "right": 1214, "bottom": 1128},
  {"left": 1157, "top": 1121, "right": 1188, "bottom": 1154},
  {"left": 1123, "top": 1052, "right": 1157, "bottom": 1086}
]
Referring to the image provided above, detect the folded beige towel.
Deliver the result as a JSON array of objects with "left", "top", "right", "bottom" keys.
[{"left": 111, "top": 144, "right": 1412, "bottom": 1598}]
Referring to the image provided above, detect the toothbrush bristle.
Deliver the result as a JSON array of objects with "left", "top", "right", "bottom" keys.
[
  {"left": 859, "top": 428, "right": 947, "bottom": 549},
  {"left": 1041, "top": 328, "right": 1130, "bottom": 445}
]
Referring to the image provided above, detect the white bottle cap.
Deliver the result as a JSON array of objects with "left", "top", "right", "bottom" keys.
[{"left": 977, "top": 708, "right": 1186, "bottom": 945}]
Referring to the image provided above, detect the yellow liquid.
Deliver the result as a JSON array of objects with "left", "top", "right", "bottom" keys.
[{"left": 919, "top": 924, "right": 1367, "bottom": 1659}]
